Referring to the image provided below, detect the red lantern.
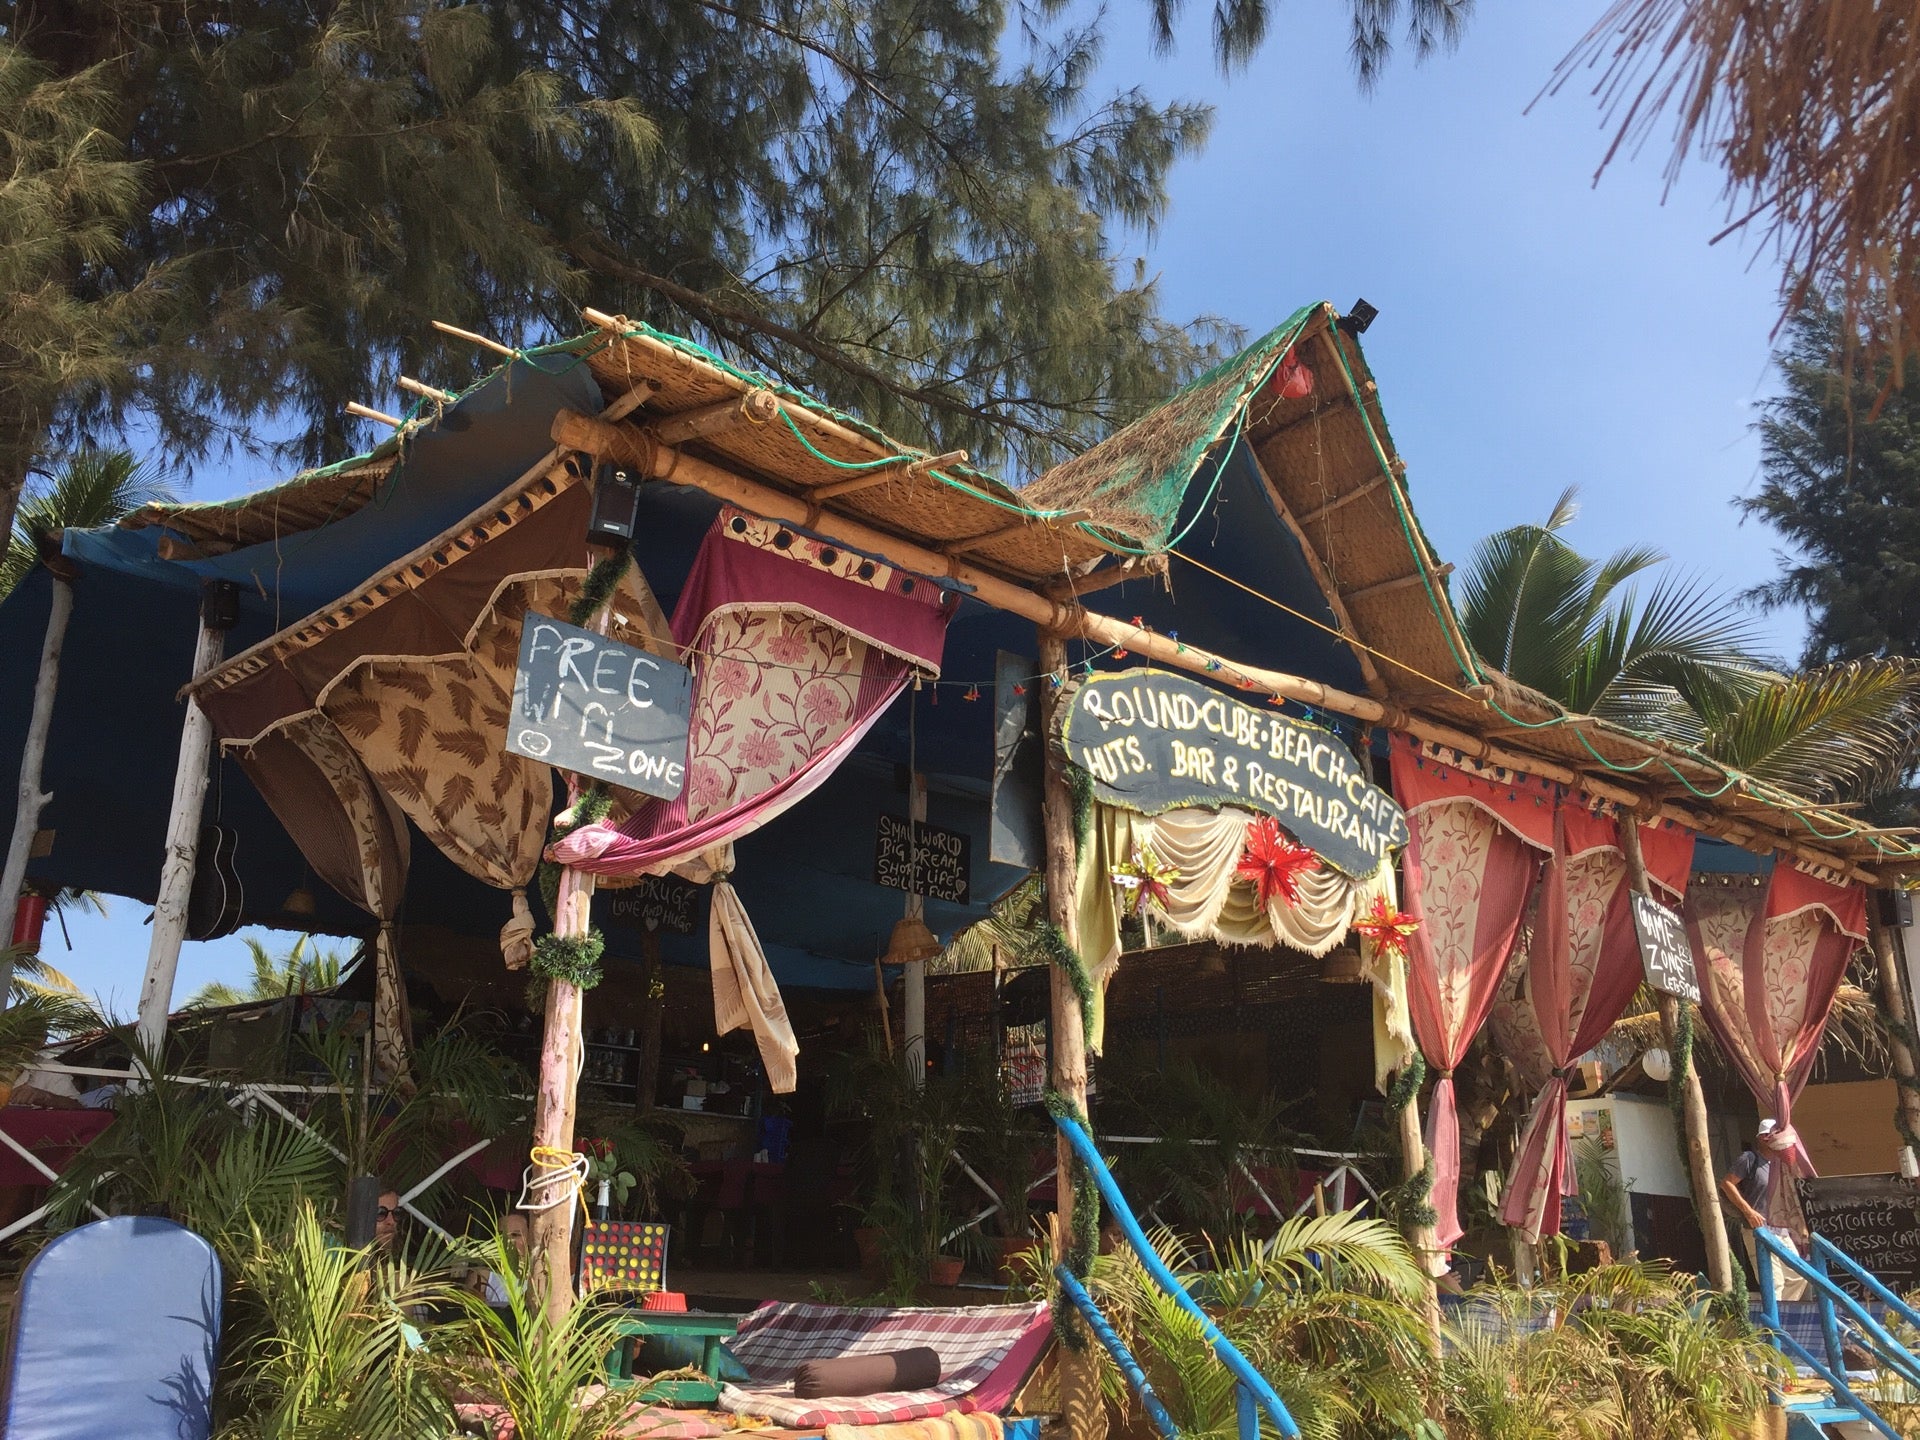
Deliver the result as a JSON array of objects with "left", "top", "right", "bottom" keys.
[{"left": 1276, "top": 350, "right": 1314, "bottom": 401}]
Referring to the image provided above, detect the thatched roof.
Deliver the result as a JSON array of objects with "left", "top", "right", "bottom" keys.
[{"left": 140, "top": 303, "right": 1920, "bottom": 883}]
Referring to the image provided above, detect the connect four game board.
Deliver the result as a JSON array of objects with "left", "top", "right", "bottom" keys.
[{"left": 578, "top": 1220, "right": 670, "bottom": 1296}]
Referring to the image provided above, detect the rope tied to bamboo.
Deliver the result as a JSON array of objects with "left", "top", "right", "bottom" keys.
[{"left": 517, "top": 1144, "right": 590, "bottom": 1219}]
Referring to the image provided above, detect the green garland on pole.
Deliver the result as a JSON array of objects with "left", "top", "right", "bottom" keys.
[
  {"left": 1383, "top": 1054, "right": 1437, "bottom": 1230},
  {"left": 569, "top": 548, "right": 632, "bottom": 627},
  {"left": 1066, "top": 763, "right": 1093, "bottom": 860},
  {"left": 1037, "top": 919, "right": 1096, "bottom": 1049},
  {"left": 531, "top": 927, "right": 607, "bottom": 989},
  {"left": 1387, "top": 1050, "right": 1426, "bottom": 1112},
  {"left": 1042, "top": 1089, "right": 1101, "bottom": 1350},
  {"left": 1666, "top": 999, "right": 1695, "bottom": 1128}
]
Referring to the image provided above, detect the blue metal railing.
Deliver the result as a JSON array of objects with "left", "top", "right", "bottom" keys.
[
  {"left": 1754, "top": 1229, "right": 1920, "bottom": 1440},
  {"left": 1051, "top": 1113, "right": 1302, "bottom": 1440}
]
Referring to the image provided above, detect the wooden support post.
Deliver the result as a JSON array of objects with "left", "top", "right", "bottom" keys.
[
  {"left": 637, "top": 928, "right": 665, "bottom": 1112},
  {"left": 0, "top": 572, "right": 74, "bottom": 1004},
  {"left": 1037, "top": 631, "right": 1105, "bottom": 1440},
  {"left": 903, "top": 770, "right": 928, "bottom": 1085},
  {"left": 1619, "top": 822, "right": 1734, "bottom": 1291},
  {"left": 135, "top": 587, "right": 235, "bottom": 1059},
  {"left": 1867, "top": 906, "right": 1920, "bottom": 1157},
  {"left": 526, "top": 549, "right": 620, "bottom": 1325},
  {"left": 1394, "top": 1073, "right": 1444, "bottom": 1349},
  {"left": 529, "top": 867, "right": 593, "bottom": 1324}
]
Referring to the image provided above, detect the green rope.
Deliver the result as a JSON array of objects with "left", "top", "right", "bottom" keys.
[
  {"left": 531, "top": 928, "right": 607, "bottom": 989},
  {"left": 1038, "top": 920, "right": 1096, "bottom": 1049}
]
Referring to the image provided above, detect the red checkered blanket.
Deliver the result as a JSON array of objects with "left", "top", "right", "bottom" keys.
[{"left": 717, "top": 1301, "right": 1050, "bottom": 1428}]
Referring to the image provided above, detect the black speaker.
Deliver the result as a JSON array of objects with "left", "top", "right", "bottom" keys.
[
  {"left": 344, "top": 1173, "right": 382, "bottom": 1250},
  {"left": 1878, "top": 888, "right": 1914, "bottom": 929},
  {"left": 588, "top": 459, "right": 643, "bottom": 546},
  {"left": 200, "top": 579, "right": 240, "bottom": 632}
]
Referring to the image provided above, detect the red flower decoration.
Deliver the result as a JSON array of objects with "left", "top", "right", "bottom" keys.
[
  {"left": 1235, "top": 817, "right": 1320, "bottom": 908},
  {"left": 1353, "top": 895, "right": 1420, "bottom": 962}
]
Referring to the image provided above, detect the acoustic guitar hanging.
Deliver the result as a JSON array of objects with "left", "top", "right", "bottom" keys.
[{"left": 186, "top": 761, "right": 245, "bottom": 941}]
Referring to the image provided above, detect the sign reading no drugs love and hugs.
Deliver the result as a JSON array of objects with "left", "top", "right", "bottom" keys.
[
  {"left": 1058, "top": 669, "right": 1407, "bottom": 877},
  {"left": 507, "top": 614, "right": 693, "bottom": 799}
]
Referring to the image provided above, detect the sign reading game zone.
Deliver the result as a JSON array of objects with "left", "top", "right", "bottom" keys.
[
  {"left": 1058, "top": 668, "right": 1407, "bottom": 877},
  {"left": 508, "top": 614, "right": 693, "bottom": 798},
  {"left": 1630, "top": 891, "right": 1700, "bottom": 1003}
]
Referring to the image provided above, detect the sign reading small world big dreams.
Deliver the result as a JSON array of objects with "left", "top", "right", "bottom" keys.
[
  {"left": 507, "top": 614, "right": 693, "bottom": 798},
  {"left": 1058, "top": 668, "right": 1407, "bottom": 877}
]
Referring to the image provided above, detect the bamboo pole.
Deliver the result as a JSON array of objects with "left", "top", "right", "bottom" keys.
[
  {"left": 637, "top": 929, "right": 665, "bottom": 1111},
  {"left": 1394, "top": 1078, "right": 1445, "bottom": 1348},
  {"left": 1618, "top": 822, "right": 1734, "bottom": 1291},
  {"left": 526, "top": 546, "right": 620, "bottom": 1324},
  {"left": 135, "top": 589, "right": 234, "bottom": 1057},
  {"left": 529, "top": 865, "right": 593, "bottom": 1324},
  {"left": 1037, "top": 631, "right": 1105, "bottom": 1440},
  {"left": 0, "top": 573, "right": 74, "bottom": 1004},
  {"left": 1866, "top": 907, "right": 1920, "bottom": 1159},
  {"left": 547, "top": 408, "right": 1880, "bottom": 885},
  {"left": 903, "top": 770, "right": 927, "bottom": 1086}
]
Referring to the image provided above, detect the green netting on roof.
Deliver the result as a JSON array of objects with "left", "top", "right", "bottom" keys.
[{"left": 1022, "top": 304, "right": 1319, "bottom": 549}]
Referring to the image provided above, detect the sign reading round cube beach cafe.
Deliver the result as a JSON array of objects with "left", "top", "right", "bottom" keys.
[
  {"left": 507, "top": 614, "right": 694, "bottom": 799},
  {"left": 1058, "top": 668, "right": 1408, "bottom": 878}
]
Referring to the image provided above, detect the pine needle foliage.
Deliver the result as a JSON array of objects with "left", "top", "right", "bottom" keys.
[
  {"left": 1743, "top": 300, "right": 1920, "bottom": 667},
  {"left": 2, "top": 0, "right": 1241, "bottom": 547},
  {"left": 0, "top": 447, "right": 177, "bottom": 598}
]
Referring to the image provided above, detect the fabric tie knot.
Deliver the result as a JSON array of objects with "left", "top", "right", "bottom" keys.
[
  {"left": 1549, "top": 1064, "right": 1575, "bottom": 1080},
  {"left": 499, "top": 889, "right": 536, "bottom": 971}
]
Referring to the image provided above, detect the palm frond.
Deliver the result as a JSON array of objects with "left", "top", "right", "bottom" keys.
[
  {"left": 1, "top": 449, "right": 177, "bottom": 596},
  {"left": 1698, "top": 658, "right": 1920, "bottom": 799}
]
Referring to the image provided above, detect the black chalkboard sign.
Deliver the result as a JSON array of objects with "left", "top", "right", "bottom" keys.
[
  {"left": 1798, "top": 1174, "right": 1920, "bottom": 1297},
  {"left": 1056, "top": 668, "right": 1407, "bottom": 877},
  {"left": 507, "top": 614, "right": 693, "bottom": 797},
  {"left": 874, "top": 814, "right": 971, "bottom": 903},
  {"left": 605, "top": 874, "right": 701, "bottom": 935},
  {"left": 1630, "top": 892, "right": 1700, "bottom": 1003}
]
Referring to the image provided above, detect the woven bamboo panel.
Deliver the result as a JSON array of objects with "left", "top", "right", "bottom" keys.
[{"left": 125, "top": 461, "right": 395, "bottom": 550}]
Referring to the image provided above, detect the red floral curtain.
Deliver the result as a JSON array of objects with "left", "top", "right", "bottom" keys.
[
  {"left": 1492, "top": 808, "right": 1693, "bottom": 1240},
  {"left": 1689, "top": 866, "right": 1867, "bottom": 1220},
  {"left": 1390, "top": 738, "right": 1545, "bottom": 1250},
  {"left": 550, "top": 508, "right": 955, "bottom": 877}
]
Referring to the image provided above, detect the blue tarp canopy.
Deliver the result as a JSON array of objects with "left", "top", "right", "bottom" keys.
[{"left": 0, "top": 326, "right": 1371, "bottom": 993}]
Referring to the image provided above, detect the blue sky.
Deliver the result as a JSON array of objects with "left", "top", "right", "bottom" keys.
[{"left": 49, "top": 0, "right": 1804, "bottom": 1012}]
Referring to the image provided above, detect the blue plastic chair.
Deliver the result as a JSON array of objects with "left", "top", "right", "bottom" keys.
[{"left": 2, "top": 1216, "right": 223, "bottom": 1440}]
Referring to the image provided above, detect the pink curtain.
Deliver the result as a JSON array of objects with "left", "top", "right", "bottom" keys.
[
  {"left": 1391, "top": 738, "right": 1544, "bottom": 1249},
  {"left": 1689, "top": 866, "right": 1867, "bottom": 1221},
  {"left": 1494, "top": 808, "right": 1692, "bottom": 1240},
  {"left": 551, "top": 508, "right": 954, "bottom": 878}
]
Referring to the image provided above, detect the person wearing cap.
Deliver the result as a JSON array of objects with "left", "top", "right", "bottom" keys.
[{"left": 1721, "top": 1119, "right": 1806, "bottom": 1298}]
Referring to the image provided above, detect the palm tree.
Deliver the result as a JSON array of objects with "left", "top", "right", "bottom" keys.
[
  {"left": 1459, "top": 488, "right": 1920, "bottom": 804},
  {"left": 0, "top": 448, "right": 177, "bottom": 599},
  {"left": 0, "top": 450, "right": 178, "bottom": 1002},
  {"left": 185, "top": 935, "right": 345, "bottom": 1010}
]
